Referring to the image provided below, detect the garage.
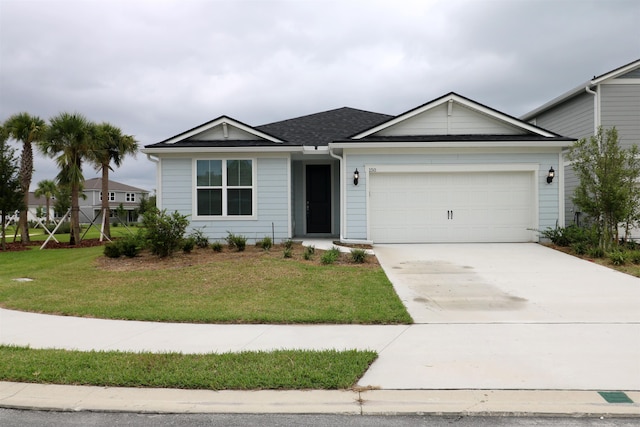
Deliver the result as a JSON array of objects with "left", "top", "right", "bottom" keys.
[{"left": 368, "top": 170, "right": 536, "bottom": 243}]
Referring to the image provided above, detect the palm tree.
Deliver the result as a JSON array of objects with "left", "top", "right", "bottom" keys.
[
  {"left": 39, "top": 112, "right": 92, "bottom": 245},
  {"left": 89, "top": 122, "right": 138, "bottom": 239},
  {"left": 33, "top": 179, "right": 57, "bottom": 225},
  {"left": 3, "top": 113, "right": 47, "bottom": 243}
]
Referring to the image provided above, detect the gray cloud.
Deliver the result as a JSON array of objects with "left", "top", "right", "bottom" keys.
[{"left": 1, "top": 0, "right": 639, "bottom": 192}]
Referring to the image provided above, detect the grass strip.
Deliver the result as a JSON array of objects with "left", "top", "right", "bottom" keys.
[{"left": 0, "top": 345, "right": 377, "bottom": 390}]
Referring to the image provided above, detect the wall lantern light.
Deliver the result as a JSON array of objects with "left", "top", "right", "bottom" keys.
[
  {"left": 547, "top": 166, "right": 555, "bottom": 184},
  {"left": 353, "top": 169, "right": 360, "bottom": 186}
]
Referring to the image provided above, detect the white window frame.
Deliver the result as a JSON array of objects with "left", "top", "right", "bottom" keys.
[
  {"left": 100, "top": 191, "right": 116, "bottom": 201},
  {"left": 126, "top": 193, "right": 136, "bottom": 202},
  {"left": 193, "top": 158, "right": 257, "bottom": 219}
]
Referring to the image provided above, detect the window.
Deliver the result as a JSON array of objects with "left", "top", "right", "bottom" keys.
[
  {"left": 196, "top": 159, "right": 253, "bottom": 216},
  {"left": 100, "top": 192, "right": 115, "bottom": 201},
  {"left": 126, "top": 193, "right": 135, "bottom": 202}
]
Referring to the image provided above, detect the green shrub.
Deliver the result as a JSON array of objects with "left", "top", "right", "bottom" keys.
[
  {"left": 321, "top": 247, "right": 341, "bottom": 265},
  {"left": 571, "top": 242, "right": 587, "bottom": 255},
  {"left": 189, "top": 228, "right": 210, "bottom": 248},
  {"left": 608, "top": 250, "right": 626, "bottom": 266},
  {"left": 283, "top": 239, "right": 294, "bottom": 250},
  {"left": 539, "top": 224, "right": 597, "bottom": 247},
  {"left": 628, "top": 250, "right": 640, "bottom": 264},
  {"left": 182, "top": 237, "right": 196, "bottom": 253},
  {"left": 141, "top": 209, "right": 189, "bottom": 257},
  {"left": 226, "top": 232, "right": 247, "bottom": 252},
  {"left": 44, "top": 222, "right": 71, "bottom": 235},
  {"left": 587, "top": 246, "right": 605, "bottom": 258},
  {"left": 303, "top": 245, "right": 315, "bottom": 260},
  {"left": 211, "top": 241, "right": 223, "bottom": 252},
  {"left": 103, "top": 243, "right": 121, "bottom": 258},
  {"left": 257, "top": 236, "right": 273, "bottom": 251},
  {"left": 118, "top": 235, "right": 142, "bottom": 258},
  {"left": 350, "top": 248, "right": 367, "bottom": 263},
  {"left": 283, "top": 247, "right": 293, "bottom": 258}
]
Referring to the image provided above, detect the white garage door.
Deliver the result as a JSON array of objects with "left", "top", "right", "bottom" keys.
[{"left": 369, "top": 171, "right": 535, "bottom": 243}]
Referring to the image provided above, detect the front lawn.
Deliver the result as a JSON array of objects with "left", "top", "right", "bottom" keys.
[
  {"left": 0, "top": 244, "right": 412, "bottom": 324},
  {"left": 0, "top": 345, "right": 377, "bottom": 390}
]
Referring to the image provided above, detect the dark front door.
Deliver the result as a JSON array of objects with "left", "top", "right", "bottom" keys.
[{"left": 306, "top": 165, "right": 332, "bottom": 233}]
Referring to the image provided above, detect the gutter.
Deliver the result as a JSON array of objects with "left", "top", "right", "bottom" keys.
[
  {"left": 145, "top": 154, "right": 161, "bottom": 208},
  {"left": 585, "top": 84, "right": 600, "bottom": 135}
]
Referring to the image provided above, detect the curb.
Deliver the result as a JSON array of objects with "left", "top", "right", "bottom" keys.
[{"left": 1, "top": 383, "right": 639, "bottom": 416}]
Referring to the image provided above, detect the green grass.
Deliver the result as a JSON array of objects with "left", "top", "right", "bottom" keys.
[
  {"left": 0, "top": 345, "right": 377, "bottom": 390},
  {"left": 0, "top": 246, "right": 412, "bottom": 324}
]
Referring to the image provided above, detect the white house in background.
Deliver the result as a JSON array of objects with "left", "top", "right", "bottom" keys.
[
  {"left": 143, "top": 92, "right": 573, "bottom": 244},
  {"left": 521, "top": 58, "right": 640, "bottom": 226},
  {"left": 79, "top": 178, "right": 150, "bottom": 224}
]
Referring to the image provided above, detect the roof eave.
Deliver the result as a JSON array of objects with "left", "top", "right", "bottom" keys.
[
  {"left": 141, "top": 146, "right": 303, "bottom": 155},
  {"left": 329, "top": 140, "right": 571, "bottom": 150}
]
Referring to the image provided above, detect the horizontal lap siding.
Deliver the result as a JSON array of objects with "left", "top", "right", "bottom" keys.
[
  {"left": 534, "top": 92, "right": 594, "bottom": 140},
  {"left": 601, "top": 84, "right": 640, "bottom": 149},
  {"left": 161, "top": 157, "right": 290, "bottom": 243},
  {"left": 344, "top": 152, "right": 559, "bottom": 241}
]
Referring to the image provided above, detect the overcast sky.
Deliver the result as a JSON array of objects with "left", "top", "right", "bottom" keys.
[{"left": 1, "top": 0, "right": 639, "bottom": 193}]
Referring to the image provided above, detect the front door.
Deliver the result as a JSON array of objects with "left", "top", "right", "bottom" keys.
[{"left": 306, "top": 164, "right": 332, "bottom": 233}]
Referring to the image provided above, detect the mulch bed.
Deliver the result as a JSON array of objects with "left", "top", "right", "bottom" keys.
[{"left": 0, "top": 238, "right": 107, "bottom": 251}]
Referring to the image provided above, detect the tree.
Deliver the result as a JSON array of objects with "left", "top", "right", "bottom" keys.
[
  {"left": 568, "top": 126, "right": 640, "bottom": 250},
  {"left": 88, "top": 122, "right": 138, "bottom": 239},
  {"left": 0, "top": 131, "right": 24, "bottom": 250},
  {"left": 39, "top": 112, "right": 92, "bottom": 245},
  {"left": 3, "top": 113, "right": 47, "bottom": 244},
  {"left": 34, "top": 179, "right": 57, "bottom": 225}
]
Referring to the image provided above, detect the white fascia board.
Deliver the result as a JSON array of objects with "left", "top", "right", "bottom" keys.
[
  {"left": 162, "top": 116, "right": 283, "bottom": 145},
  {"left": 329, "top": 140, "right": 570, "bottom": 150},
  {"left": 141, "top": 146, "right": 302, "bottom": 155},
  {"left": 591, "top": 59, "right": 640, "bottom": 85}
]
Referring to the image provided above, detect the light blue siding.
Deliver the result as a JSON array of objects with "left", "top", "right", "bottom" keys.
[
  {"left": 344, "top": 152, "right": 560, "bottom": 241},
  {"left": 160, "top": 157, "right": 290, "bottom": 243}
]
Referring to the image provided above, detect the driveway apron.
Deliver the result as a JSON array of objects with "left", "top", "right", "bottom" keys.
[{"left": 362, "top": 243, "right": 640, "bottom": 390}]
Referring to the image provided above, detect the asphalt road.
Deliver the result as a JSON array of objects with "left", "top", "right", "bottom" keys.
[{"left": 0, "top": 409, "right": 637, "bottom": 427}]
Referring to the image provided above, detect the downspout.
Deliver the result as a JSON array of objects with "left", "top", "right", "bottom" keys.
[
  {"left": 145, "top": 154, "right": 161, "bottom": 209},
  {"left": 329, "top": 146, "right": 345, "bottom": 242},
  {"left": 585, "top": 84, "right": 599, "bottom": 136}
]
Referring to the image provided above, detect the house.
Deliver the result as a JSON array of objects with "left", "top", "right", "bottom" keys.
[
  {"left": 142, "top": 92, "right": 573, "bottom": 244},
  {"left": 521, "top": 59, "right": 640, "bottom": 226},
  {"left": 79, "top": 178, "right": 150, "bottom": 224}
]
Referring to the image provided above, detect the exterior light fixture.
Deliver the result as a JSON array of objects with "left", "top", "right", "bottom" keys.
[
  {"left": 547, "top": 166, "right": 555, "bottom": 184},
  {"left": 353, "top": 169, "right": 360, "bottom": 186}
]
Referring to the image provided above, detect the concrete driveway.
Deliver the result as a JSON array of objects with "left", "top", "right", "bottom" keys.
[{"left": 360, "top": 243, "right": 640, "bottom": 390}]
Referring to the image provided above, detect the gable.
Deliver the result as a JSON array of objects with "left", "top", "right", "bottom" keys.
[
  {"left": 355, "top": 93, "right": 556, "bottom": 139},
  {"left": 374, "top": 100, "right": 525, "bottom": 137},
  {"left": 191, "top": 122, "right": 263, "bottom": 141}
]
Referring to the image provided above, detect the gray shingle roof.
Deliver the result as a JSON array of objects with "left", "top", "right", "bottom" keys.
[
  {"left": 83, "top": 178, "right": 148, "bottom": 193},
  {"left": 255, "top": 107, "right": 393, "bottom": 147}
]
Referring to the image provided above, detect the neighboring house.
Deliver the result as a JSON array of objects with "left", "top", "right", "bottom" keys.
[
  {"left": 142, "top": 92, "right": 572, "bottom": 244},
  {"left": 25, "top": 193, "right": 56, "bottom": 224},
  {"left": 521, "top": 59, "right": 640, "bottom": 226},
  {"left": 79, "top": 178, "right": 149, "bottom": 224}
]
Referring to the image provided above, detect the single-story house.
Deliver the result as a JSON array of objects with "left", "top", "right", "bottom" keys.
[{"left": 142, "top": 92, "right": 573, "bottom": 244}]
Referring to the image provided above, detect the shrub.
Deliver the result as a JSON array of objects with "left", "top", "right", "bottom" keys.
[
  {"left": 539, "top": 224, "right": 597, "bottom": 247},
  {"left": 608, "top": 250, "right": 626, "bottom": 266},
  {"left": 103, "top": 243, "right": 121, "bottom": 258},
  {"left": 283, "top": 247, "right": 293, "bottom": 258},
  {"left": 44, "top": 222, "right": 71, "bottom": 235},
  {"left": 189, "top": 228, "right": 210, "bottom": 248},
  {"left": 182, "top": 237, "right": 196, "bottom": 253},
  {"left": 628, "top": 250, "right": 640, "bottom": 264},
  {"left": 303, "top": 245, "right": 315, "bottom": 260},
  {"left": 226, "top": 232, "right": 247, "bottom": 252},
  {"left": 321, "top": 247, "right": 341, "bottom": 265},
  {"left": 211, "top": 241, "right": 223, "bottom": 252},
  {"left": 587, "top": 246, "right": 605, "bottom": 258},
  {"left": 141, "top": 209, "right": 189, "bottom": 257},
  {"left": 118, "top": 235, "right": 142, "bottom": 258},
  {"left": 257, "top": 236, "right": 273, "bottom": 251},
  {"left": 283, "top": 239, "right": 294, "bottom": 250},
  {"left": 350, "top": 248, "right": 367, "bottom": 263}
]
